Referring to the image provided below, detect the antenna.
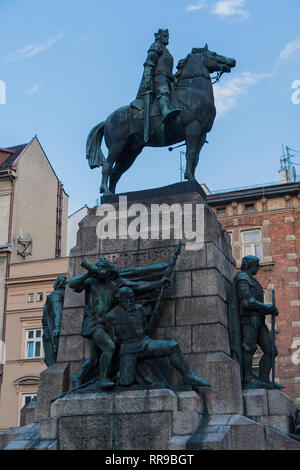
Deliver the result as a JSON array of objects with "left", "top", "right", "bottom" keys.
[{"left": 280, "top": 144, "right": 300, "bottom": 182}]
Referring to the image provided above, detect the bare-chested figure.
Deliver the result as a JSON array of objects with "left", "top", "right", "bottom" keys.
[{"left": 69, "top": 257, "right": 169, "bottom": 390}]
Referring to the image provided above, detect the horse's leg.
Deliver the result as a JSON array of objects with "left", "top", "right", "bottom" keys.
[
  {"left": 191, "top": 131, "right": 206, "bottom": 178},
  {"left": 184, "top": 121, "right": 204, "bottom": 181},
  {"left": 100, "top": 141, "right": 127, "bottom": 195},
  {"left": 109, "top": 144, "right": 143, "bottom": 194}
]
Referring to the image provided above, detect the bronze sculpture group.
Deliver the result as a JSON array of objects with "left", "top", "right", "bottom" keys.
[
  {"left": 43, "top": 30, "right": 284, "bottom": 394},
  {"left": 44, "top": 254, "right": 283, "bottom": 393},
  {"left": 67, "top": 247, "right": 210, "bottom": 391}
]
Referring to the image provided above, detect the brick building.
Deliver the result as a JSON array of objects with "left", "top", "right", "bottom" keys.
[{"left": 206, "top": 176, "right": 300, "bottom": 403}]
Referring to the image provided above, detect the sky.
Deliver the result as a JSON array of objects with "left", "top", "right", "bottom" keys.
[{"left": 0, "top": 0, "right": 300, "bottom": 214}]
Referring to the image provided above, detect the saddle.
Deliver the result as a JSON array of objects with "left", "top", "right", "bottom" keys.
[{"left": 130, "top": 95, "right": 180, "bottom": 118}]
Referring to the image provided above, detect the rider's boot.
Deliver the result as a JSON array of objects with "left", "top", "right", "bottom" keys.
[{"left": 158, "top": 95, "right": 181, "bottom": 123}]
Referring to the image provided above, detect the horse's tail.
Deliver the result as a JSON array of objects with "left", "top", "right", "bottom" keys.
[{"left": 86, "top": 121, "right": 107, "bottom": 169}]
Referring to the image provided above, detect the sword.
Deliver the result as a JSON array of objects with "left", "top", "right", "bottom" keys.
[
  {"left": 271, "top": 288, "right": 276, "bottom": 385},
  {"left": 143, "top": 91, "right": 151, "bottom": 143}
]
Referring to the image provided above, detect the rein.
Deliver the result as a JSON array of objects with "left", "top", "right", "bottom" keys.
[
  {"left": 175, "top": 70, "right": 225, "bottom": 87},
  {"left": 211, "top": 69, "right": 225, "bottom": 85}
]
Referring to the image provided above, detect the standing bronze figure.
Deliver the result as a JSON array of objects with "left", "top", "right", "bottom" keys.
[
  {"left": 232, "top": 255, "right": 283, "bottom": 390},
  {"left": 42, "top": 275, "right": 67, "bottom": 367},
  {"left": 86, "top": 29, "right": 236, "bottom": 195}
]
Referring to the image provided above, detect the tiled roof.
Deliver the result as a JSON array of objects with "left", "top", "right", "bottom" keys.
[{"left": 0, "top": 144, "right": 28, "bottom": 171}]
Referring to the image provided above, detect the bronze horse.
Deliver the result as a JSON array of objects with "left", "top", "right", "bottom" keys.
[{"left": 87, "top": 45, "right": 236, "bottom": 195}]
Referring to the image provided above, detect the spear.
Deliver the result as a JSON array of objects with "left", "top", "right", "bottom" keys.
[
  {"left": 147, "top": 241, "right": 182, "bottom": 336},
  {"left": 271, "top": 288, "right": 276, "bottom": 386}
]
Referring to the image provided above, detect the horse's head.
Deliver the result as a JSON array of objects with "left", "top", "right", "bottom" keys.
[{"left": 192, "top": 44, "right": 236, "bottom": 74}]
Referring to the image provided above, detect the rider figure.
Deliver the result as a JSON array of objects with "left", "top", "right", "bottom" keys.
[{"left": 137, "top": 28, "right": 180, "bottom": 123}]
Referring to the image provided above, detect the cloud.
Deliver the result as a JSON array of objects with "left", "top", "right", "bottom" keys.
[
  {"left": 212, "top": 0, "right": 250, "bottom": 21},
  {"left": 4, "top": 32, "right": 63, "bottom": 62},
  {"left": 186, "top": 0, "right": 207, "bottom": 12},
  {"left": 214, "top": 72, "right": 270, "bottom": 117},
  {"left": 75, "top": 34, "right": 92, "bottom": 46},
  {"left": 279, "top": 37, "right": 300, "bottom": 61},
  {"left": 25, "top": 82, "right": 44, "bottom": 96}
]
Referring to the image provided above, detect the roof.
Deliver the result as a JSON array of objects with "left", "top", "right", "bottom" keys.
[
  {"left": 0, "top": 138, "right": 69, "bottom": 196},
  {"left": 207, "top": 181, "right": 300, "bottom": 205},
  {"left": 0, "top": 143, "right": 28, "bottom": 171}
]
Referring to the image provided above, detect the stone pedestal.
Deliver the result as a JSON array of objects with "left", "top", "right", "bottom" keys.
[
  {"left": 40, "top": 388, "right": 204, "bottom": 450},
  {"left": 37, "top": 181, "right": 239, "bottom": 421},
  {"left": 243, "top": 389, "right": 295, "bottom": 435},
  {"left": 3, "top": 181, "right": 300, "bottom": 450}
]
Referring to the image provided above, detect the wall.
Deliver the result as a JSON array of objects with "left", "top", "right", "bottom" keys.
[
  {"left": 210, "top": 192, "right": 300, "bottom": 403},
  {"left": 11, "top": 138, "right": 68, "bottom": 263},
  {"left": 66, "top": 206, "right": 88, "bottom": 255}
]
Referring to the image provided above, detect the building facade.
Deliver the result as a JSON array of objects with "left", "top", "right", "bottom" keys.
[
  {"left": 0, "top": 258, "right": 68, "bottom": 432},
  {"left": 207, "top": 179, "right": 300, "bottom": 403},
  {"left": 0, "top": 137, "right": 69, "bottom": 432},
  {"left": 0, "top": 136, "right": 68, "bottom": 348}
]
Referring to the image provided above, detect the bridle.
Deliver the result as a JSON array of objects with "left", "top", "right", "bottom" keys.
[
  {"left": 175, "top": 55, "right": 227, "bottom": 87},
  {"left": 211, "top": 69, "right": 225, "bottom": 85}
]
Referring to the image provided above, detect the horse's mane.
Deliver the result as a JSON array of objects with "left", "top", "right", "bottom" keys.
[{"left": 174, "top": 48, "right": 204, "bottom": 83}]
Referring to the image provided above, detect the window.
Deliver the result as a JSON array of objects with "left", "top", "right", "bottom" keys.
[
  {"left": 22, "top": 394, "right": 37, "bottom": 408},
  {"left": 37, "top": 292, "right": 44, "bottom": 302},
  {"left": 25, "top": 329, "right": 43, "bottom": 359},
  {"left": 242, "top": 230, "right": 262, "bottom": 260},
  {"left": 217, "top": 207, "right": 226, "bottom": 216},
  {"left": 245, "top": 202, "right": 255, "bottom": 212},
  {"left": 28, "top": 294, "right": 34, "bottom": 303}
]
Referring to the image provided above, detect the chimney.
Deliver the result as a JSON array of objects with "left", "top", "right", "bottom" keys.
[{"left": 279, "top": 168, "right": 292, "bottom": 184}]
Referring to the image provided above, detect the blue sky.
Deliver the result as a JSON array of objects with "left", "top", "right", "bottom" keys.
[{"left": 0, "top": 0, "right": 300, "bottom": 214}]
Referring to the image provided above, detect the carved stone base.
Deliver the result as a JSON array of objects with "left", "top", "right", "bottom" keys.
[
  {"left": 243, "top": 389, "right": 295, "bottom": 435},
  {"left": 2, "top": 182, "right": 300, "bottom": 450},
  {"left": 43, "top": 388, "right": 205, "bottom": 450}
]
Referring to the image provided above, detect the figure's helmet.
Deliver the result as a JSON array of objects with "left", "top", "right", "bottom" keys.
[
  {"left": 241, "top": 255, "right": 260, "bottom": 272},
  {"left": 155, "top": 28, "right": 169, "bottom": 43}
]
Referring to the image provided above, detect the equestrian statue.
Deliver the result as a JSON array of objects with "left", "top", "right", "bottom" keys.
[{"left": 86, "top": 29, "right": 236, "bottom": 195}]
